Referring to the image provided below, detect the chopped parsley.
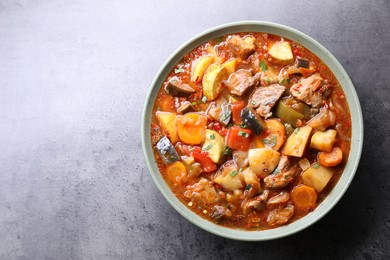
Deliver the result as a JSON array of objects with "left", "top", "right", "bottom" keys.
[
  {"left": 224, "top": 147, "right": 232, "bottom": 156},
  {"left": 251, "top": 101, "right": 256, "bottom": 106},
  {"left": 238, "top": 131, "right": 249, "bottom": 138},
  {"left": 263, "top": 135, "right": 277, "bottom": 147},
  {"left": 313, "top": 162, "right": 320, "bottom": 169},
  {"left": 201, "top": 96, "right": 207, "bottom": 103},
  {"left": 240, "top": 123, "right": 247, "bottom": 128},
  {"left": 260, "top": 60, "right": 267, "bottom": 71},
  {"left": 294, "top": 127, "right": 300, "bottom": 134},
  {"left": 203, "top": 143, "right": 212, "bottom": 151},
  {"left": 266, "top": 78, "right": 271, "bottom": 84},
  {"left": 221, "top": 111, "right": 231, "bottom": 121},
  {"left": 239, "top": 167, "right": 243, "bottom": 173},
  {"left": 174, "top": 68, "right": 184, "bottom": 73},
  {"left": 229, "top": 170, "right": 237, "bottom": 177},
  {"left": 210, "top": 134, "right": 215, "bottom": 140},
  {"left": 191, "top": 101, "right": 197, "bottom": 106},
  {"left": 156, "top": 105, "right": 161, "bottom": 111}
]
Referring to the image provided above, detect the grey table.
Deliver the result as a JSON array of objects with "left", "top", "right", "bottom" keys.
[{"left": 1, "top": 0, "right": 389, "bottom": 259}]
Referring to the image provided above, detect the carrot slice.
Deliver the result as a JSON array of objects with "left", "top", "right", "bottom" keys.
[
  {"left": 318, "top": 147, "right": 343, "bottom": 167},
  {"left": 176, "top": 113, "right": 207, "bottom": 145},
  {"left": 230, "top": 100, "right": 245, "bottom": 125},
  {"left": 166, "top": 161, "right": 187, "bottom": 185},
  {"left": 291, "top": 184, "right": 317, "bottom": 212}
]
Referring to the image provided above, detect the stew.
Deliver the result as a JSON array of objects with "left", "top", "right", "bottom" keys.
[{"left": 150, "top": 32, "right": 351, "bottom": 230}]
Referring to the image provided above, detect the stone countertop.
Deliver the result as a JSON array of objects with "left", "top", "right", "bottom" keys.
[{"left": 0, "top": 0, "right": 389, "bottom": 259}]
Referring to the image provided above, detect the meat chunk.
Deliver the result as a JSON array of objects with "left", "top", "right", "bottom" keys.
[
  {"left": 224, "top": 69, "right": 259, "bottom": 96},
  {"left": 249, "top": 84, "right": 286, "bottom": 118},
  {"left": 227, "top": 35, "right": 256, "bottom": 59},
  {"left": 290, "top": 73, "right": 328, "bottom": 108},
  {"left": 267, "top": 205, "right": 295, "bottom": 226},
  {"left": 184, "top": 178, "right": 220, "bottom": 206},
  {"left": 210, "top": 205, "right": 232, "bottom": 219},
  {"left": 264, "top": 155, "right": 300, "bottom": 189},
  {"left": 165, "top": 78, "right": 195, "bottom": 97}
]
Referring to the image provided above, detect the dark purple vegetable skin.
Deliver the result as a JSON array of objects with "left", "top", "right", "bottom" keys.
[
  {"left": 156, "top": 136, "right": 179, "bottom": 164},
  {"left": 240, "top": 107, "right": 266, "bottom": 135}
]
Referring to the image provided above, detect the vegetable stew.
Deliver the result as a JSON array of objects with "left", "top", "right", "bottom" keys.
[{"left": 150, "top": 32, "right": 351, "bottom": 230}]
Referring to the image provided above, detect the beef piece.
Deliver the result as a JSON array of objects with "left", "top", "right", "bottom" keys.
[
  {"left": 267, "top": 205, "right": 295, "bottom": 226},
  {"left": 177, "top": 101, "right": 195, "bottom": 114},
  {"left": 184, "top": 178, "right": 220, "bottom": 206},
  {"left": 210, "top": 205, "right": 232, "bottom": 219},
  {"left": 264, "top": 155, "right": 300, "bottom": 189},
  {"left": 249, "top": 84, "right": 286, "bottom": 118},
  {"left": 224, "top": 69, "right": 259, "bottom": 96},
  {"left": 165, "top": 78, "right": 195, "bottom": 97},
  {"left": 290, "top": 73, "right": 327, "bottom": 108},
  {"left": 227, "top": 35, "right": 256, "bottom": 59}
]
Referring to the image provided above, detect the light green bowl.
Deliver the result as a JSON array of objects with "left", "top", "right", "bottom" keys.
[{"left": 141, "top": 21, "right": 363, "bottom": 241}]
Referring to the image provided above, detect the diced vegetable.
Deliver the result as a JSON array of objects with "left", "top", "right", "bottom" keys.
[
  {"left": 298, "top": 158, "right": 311, "bottom": 171},
  {"left": 310, "top": 129, "right": 337, "bottom": 152},
  {"left": 202, "top": 63, "right": 227, "bottom": 100},
  {"left": 296, "top": 57, "right": 310, "bottom": 68},
  {"left": 307, "top": 108, "right": 333, "bottom": 131},
  {"left": 166, "top": 161, "right": 188, "bottom": 185},
  {"left": 252, "top": 119, "right": 285, "bottom": 151},
  {"left": 291, "top": 184, "right": 317, "bottom": 212},
  {"left": 202, "top": 130, "right": 226, "bottom": 164},
  {"left": 225, "top": 126, "right": 252, "bottom": 151},
  {"left": 157, "top": 94, "right": 176, "bottom": 113},
  {"left": 222, "top": 58, "right": 237, "bottom": 75},
  {"left": 268, "top": 41, "right": 294, "bottom": 63},
  {"left": 318, "top": 147, "right": 343, "bottom": 167},
  {"left": 165, "top": 79, "right": 195, "bottom": 97},
  {"left": 232, "top": 150, "right": 249, "bottom": 168},
  {"left": 177, "top": 101, "right": 195, "bottom": 115},
  {"left": 207, "top": 96, "right": 231, "bottom": 126},
  {"left": 176, "top": 113, "right": 207, "bottom": 145},
  {"left": 156, "top": 111, "right": 178, "bottom": 144},
  {"left": 274, "top": 101, "right": 304, "bottom": 127},
  {"left": 248, "top": 148, "right": 280, "bottom": 177},
  {"left": 191, "top": 151, "right": 217, "bottom": 173},
  {"left": 281, "top": 125, "right": 313, "bottom": 157},
  {"left": 214, "top": 161, "right": 243, "bottom": 191},
  {"left": 240, "top": 107, "right": 266, "bottom": 135},
  {"left": 302, "top": 164, "right": 334, "bottom": 192},
  {"left": 230, "top": 100, "right": 245, "bottom": 125},
  {"left": 156, "top": 136, "right": 180, "bottom": 164},
  {"left": 191, "top": 56, "right": 215, "bottom": 82}
]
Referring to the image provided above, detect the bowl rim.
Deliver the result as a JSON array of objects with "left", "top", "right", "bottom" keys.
[{"left": 141, "top": 21, "right": 363, "bottom": 241}]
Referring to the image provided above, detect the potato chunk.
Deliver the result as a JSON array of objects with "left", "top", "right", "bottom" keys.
[
  {"left": 302, "top": 164, "right": 334, "bottom": 192},
  {"left": 281, "top": 125, "right": 312, "bottom": 157},
  {"left": 156, "top": 111, "right": 178, "bottom": 144},
  {"left": 222, "top": 58, "right": 237, "bottom": 75},
  {"left": 191, "top": 56, "right": 214, "bottom": 82},
  {"left": 214, "top": 161, "right": 244, "bottom": 191},
  {"left": 310, "top": 129, "right": 337, "bottom": 152},
  {"left": 202, "top": 63, "right": 227, "bottom": 100},
  {"left": 248, "top": 148, "right": 280, "bottom": 178},
  {"left": 268, "top": 41, "right": 294, "bottom": 63}
]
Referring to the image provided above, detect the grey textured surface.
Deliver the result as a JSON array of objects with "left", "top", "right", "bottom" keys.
[{"left": 0, "top": 0, "right": 389, "bottom": 259}]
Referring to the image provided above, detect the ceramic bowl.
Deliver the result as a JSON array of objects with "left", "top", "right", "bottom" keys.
[{"left": 141, "top": 21, "right": 363, "bottom": 240}]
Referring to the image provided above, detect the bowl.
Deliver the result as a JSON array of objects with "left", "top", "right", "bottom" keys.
[{"left": 141, "top": 21, "right": 363, "bottom": 240}]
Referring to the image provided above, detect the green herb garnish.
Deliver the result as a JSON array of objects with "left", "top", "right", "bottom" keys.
[
  {"left": 238, "top": 131, "right": 249, "bottom": 138},
  {"left": 203, "top": 143, "right": 212, "bottom": 151},
  {"left": 263, "top": 135, "right": 277, "bottom": 147},
  {"left": 229, "top": 170, "right": 237, "bottom": 177},
  {"left": 224, "top": 147, "right": 232, "bottom": 156},
  {"left": 251, "top": 101, "right": 256, "bottom": 106},
  {"left": 266, "top": 78, "right": 271, "bottom": 84},
  {"left": 192, "top": 101, "right": 197, "bottom": 106},
  {"left": 245, "top": 184, "right": 252, "bottom": 191},
  {"left": 294, "top": 127, "right": 300, "bottom": 134},
  {"left": 221, "top": 111, "right": 231, "bottom": 121},
  {"left": 210, "top": 134, "right": 215, "bottom": 140},
  {"left": 157, "top": 106, "right": 161, "bottom": 111},
  {"left": 260, "top": 60, "right": 267, "bottom": 71},
  {"left": 240, "top": 123, "right": 247, "bottom": 128},
  {"left": 239, "top": 167, "right": 243, "bottom": 172},
  {"left": 313, "top": 163, "right": 320, "bottom": 169},
  {"left": 174, "top": 68, "right": 184, "bottom": 73}
]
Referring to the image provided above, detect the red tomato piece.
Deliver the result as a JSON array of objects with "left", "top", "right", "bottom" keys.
[{"left": 225, "top": 126, "right": 252, "bottom": 151}]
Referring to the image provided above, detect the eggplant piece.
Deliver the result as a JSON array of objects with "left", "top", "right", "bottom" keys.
[
  {"left": 207, "top": 96, "right": 231, "bottom": 126},
  {"left": 156, "top": 136, "right": 179, "bottom": 164},
  {"left": 240, "top": 107, "right": 266, "bottom": 135},
  {"left": 296, "top": 58, "right": 310, "bottom": 69},
  {"left": 177, "top": 101, "right": 194, "bottom": 114},
  {"left": 165, "top": 79, "right": 195, "bottom": 97}
]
